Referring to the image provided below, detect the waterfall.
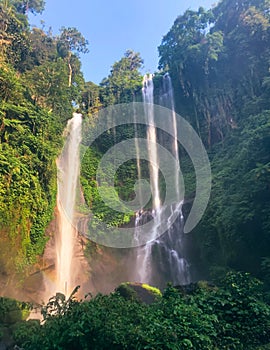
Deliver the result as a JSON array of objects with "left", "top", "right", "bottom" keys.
[
  {"left": 135, "top": 73, "right": 190, "bottom": 286},
  {"left": 162, "top": 73, "right": 180, "bottom": 201},
  {"left": 143, "top": 74, "right": 160, "bottom": 211},
  {"left": 55, "top": 112, "right": 82, "bottom": 295},
  {"left": 160, "top": 73, "right": 190, "bottom": 284},
  {"left": 134, "top": 74, "right": 162, "bottom": 283},
  {"left": 133, "top": 102, "right": 143, "bottom": 208}
]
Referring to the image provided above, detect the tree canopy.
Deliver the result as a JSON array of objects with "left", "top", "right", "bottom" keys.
[{"left": 100, "top": 49, "right": 143, "bottom": 105}]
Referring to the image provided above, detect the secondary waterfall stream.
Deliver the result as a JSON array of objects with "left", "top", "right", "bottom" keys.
[
  {"left": 161, "top": 73, "right": 180, "bottom": 201},
  {"left": 55, "top": 112, "right": 82, "bottom": 295}
]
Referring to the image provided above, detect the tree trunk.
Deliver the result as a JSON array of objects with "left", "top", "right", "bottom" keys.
[{"left": 68, "top": 61, "right": 72, "bottom": 87}]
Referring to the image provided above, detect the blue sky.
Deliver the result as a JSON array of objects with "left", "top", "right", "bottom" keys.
[{"left": 29, "top": 0, "right": 216, "bottom": 84}]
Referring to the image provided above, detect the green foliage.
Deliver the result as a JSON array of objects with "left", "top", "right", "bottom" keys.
[
  {"left": 57, "top": 27, "right": 89, "bottom": 57},
  {"left": 158, "top": 0, "right": 270, "bottom": 146},
  {"left": 23, "top": 59, "right": 73, "bottom": 120},
  {"left": 10, "top": 0, "right": 45, "bottom": 14},
  {"left": 80, "top": 146, "right": 134, "bottom": 227},
  {"left": 0, "top": 297, "right": 31, "bottom": 325},
  {"left": 80, "top": 81, "right": 102, "bottom": 116},
  {"left": 13, "top": 273, "right": 270, "bottom": 349},
  {"left": 80, "top": 121, "right": 143, "bottom": 230},
  {"left": 157, "top": 0, "right": 270, "bottom": 284},
  {"left": 0, "top": 0, "right": 87, "bottom": 274},
  {"left": 57, "top": 26, "right": 89, "bottom": 88},
  {"left": 192, "top": 111, "right": 270, "bottom": 280},
  {"left": 0, "top": 100, "right": 62, "bottom": 270},
  {"left": 0, "top": 1, "right": 29, "bottom": 69},
  {"left": 192, "top": 272, "right": 270, "bottom": 349},
  {"left": 100, "top": 49, "right": 143, "bottom": 105},
  {"left": 79, "top": 51, "right": 146, "bottom": 229},
  {"left": 262, "top": 258, "right": 270, "bottom": 284}
]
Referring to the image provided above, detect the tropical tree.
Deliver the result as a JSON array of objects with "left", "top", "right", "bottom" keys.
[
  {"left": 57, "top": 27, "right": 89, "bottom": 87},
  {"left": 100, "top": 49, "right": 143, "bottom": 105},
  {"left": 80, "top": 81, "right": 102, "bottom": 115},
  {"left": 10, "top": 0, "right": 45, "bottom": 14},
  {"left": 158, "top": 0, "right": 270, "bottom": 147}
]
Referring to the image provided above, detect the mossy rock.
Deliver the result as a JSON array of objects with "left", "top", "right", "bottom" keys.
[{"left": 115, "top": 282, "right": 161, "bottom": 304}]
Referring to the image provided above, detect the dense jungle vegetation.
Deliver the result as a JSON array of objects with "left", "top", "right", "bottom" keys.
[
  {"left": 0, "top": 0, "right": 91, "bottom": 275},
  {"left": 2, "top": 272, "right": 270, "bottom": 349},
  {"left": 158, "top": 0, "right": 270, "bottom": 284},
  {"left": 0, "top": 0, "right": 270, "bottom": 348}
]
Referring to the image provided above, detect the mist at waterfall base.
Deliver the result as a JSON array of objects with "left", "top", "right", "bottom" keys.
[{"left": 44, "top": 74, "right": 194, "bottom": 300}]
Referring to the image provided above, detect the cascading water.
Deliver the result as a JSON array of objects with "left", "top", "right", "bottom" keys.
[
  {"left": 134, "top": 74, "right": 162, "bottom": 283},
  {"left": 162, "top": 73, "right": 180, "bottom": 201},
  {"left": 159, "top": 73, "right": 190, "bottom": 285},
  {"left": 133, "top": 102, "right": 143, "bottom": 208},
  {"left": 143, "top": 74, "right": 160, "bottom": 211},
  {"left": 135, "top": 73, "right": 190, "bottom": 286},
  {"left": 55, "top": 112, "right": 82, "bottom": 295}
]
